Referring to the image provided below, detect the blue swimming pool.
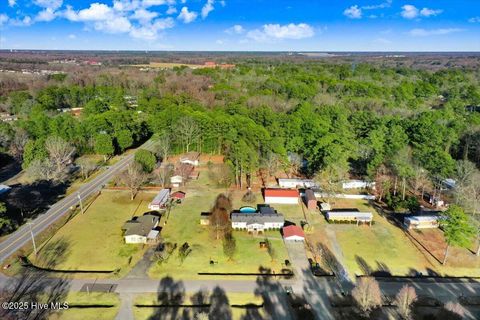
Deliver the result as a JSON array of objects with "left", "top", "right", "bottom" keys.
[{"left": 239, "top": 206, "right": 256, "bottom": 213}]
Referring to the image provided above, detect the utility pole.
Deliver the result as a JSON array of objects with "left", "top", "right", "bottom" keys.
[
  {"left": 28, "top": 223, "right": 37, "bottom": 256},
  {"left": 78, "top": 193, "right": 84, "bottom": 214}
]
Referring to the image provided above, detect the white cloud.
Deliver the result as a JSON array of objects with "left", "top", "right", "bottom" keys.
[
  {"left": 344, "top": 5, "right": 362, "bottom": 19},
  {"left": 77, "top": 3, "right": 113, "bottom": 21},
  {"left": 469, "top": 17, "right": 480, "bottom": 23},
  {"left": 409, "top": 28, "right": 464, "bottom": 37},
  {"left": 10, "top": 16, "right": 33, "bottom": 27},
  {"left": 216, "top": 39, "right": 223, "bottom": 44},
  {"left": 95, "top": 16, "right": 132, "bottom": 33},
  {"left": 401, "top": 5, "right": 418, "bottom": 19},
  {"left": 225, "top": 24, "right": 244, "bottom": 34},
  {"left": 401, "top": 5, "right": 442, "bottom": 19},
  {"left": 129, "top": 17, "right": 174, "bottom": 39},
  {"left": 201, "top": 0, "right": 214, "bottom": 19},
  {"left": 419, "top": 8, "right": 442, "bottom": 17},
  {"left": 34, "top": 0, "right": 63, "bottom": 10},
  {"left": 68, "top": 34, "right": 76, "bottom": 39},
  {"left": 247, "top": 23, "right": 314, "bottom": 42},
  {"left": 131, "top": 8, "right": 158, "bottom": 23},
  {"left": 36, "top": 8, "right": 57, "bottom": 22},
  {"left": 8, "top": 0, "right": 16, "bottom": 7},
  {"left": 0, "top": 14, "right": 8, "bottom": 26},
  {"left": 177, "top": 7, "right": 197, "bottom": 23},
  {"left": 166, "top": 6, "right": 177, "bottom": 14},
  {"left": 142, "top": 0, "right": 174, "bottom": 7},
  {"left": 362, "top": 0, "right": 392, "bottom": 10}
]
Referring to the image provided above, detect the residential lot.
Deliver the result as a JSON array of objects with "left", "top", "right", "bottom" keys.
[
  {"left": 308, "top": 198, "right": 480, "bottom": 278},
  {"left": 31, "top": 191, "right": 151, "bottom": 278},
  {"left": 148, "top": 172, "right": 291, "bottom": 279}
]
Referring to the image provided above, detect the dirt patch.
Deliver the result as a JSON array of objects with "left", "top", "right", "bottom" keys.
[{"left": 408, "top": 229, "right": 480, "bottom": 269}]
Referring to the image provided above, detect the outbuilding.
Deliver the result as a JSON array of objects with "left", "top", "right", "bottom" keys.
[
  {"left": 264, "top": 189, "right": 299, "bottom": 204},
  {"left": 180, "top": 152, "right": 200, "bottom": 166},
  {"left": 148, "top": 189, "right": 170, "bottom": 211},
  {"left": 304, "top": 189, "right": 317, "bottom": 210},
  {"left": 404, "top": 215, "right": 440, "bottom": 230},
  {"left": 278, "top": 178, "right": 317, "bottom": 189},
  {"left": 326, "top": 211, "right": 373, "bottom": 225},
  {"left": 282, "top": 225, "right": 305, "bottom": 241}
]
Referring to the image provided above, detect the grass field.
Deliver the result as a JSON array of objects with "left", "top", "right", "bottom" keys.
[
  {"left": 31, "top": 191, "right": 153, "bottom": 278},
  {"left": 321, "top": 199, "right": 432, "bottom": 276},
  {"left": 133, "top": 292, "right": 264, "bottom": 320},
  {"left": 49, "top": 292, "right": 120, "bottom": 320},
  {"left": 148, "top": 171, "right": 290, "bottom": 279}
]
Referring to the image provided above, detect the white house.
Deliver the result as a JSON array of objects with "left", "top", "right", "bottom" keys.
[
  {"left": 180, "top": 152, "right": 200, "bottom": 166},
  {"left": 264, "top": 189, "right": 299, "bottom": 204},
  {"left": 148, "top": 189, "right": 170, "bottom": 211},
  {"left": 231, "top": 205, "right": 285, "bottom": 233},
  {"left": 342, "top": 180, "right": 376, "bottom": 190},
  {"left": 122, "top": 214, "right": 160, "bottom": 244},
  {"left": 278, "top": 178, "right": 317, "bottom": 189},
  {"left": 170, "top": 175, "right": 183, "bottom": 188}
]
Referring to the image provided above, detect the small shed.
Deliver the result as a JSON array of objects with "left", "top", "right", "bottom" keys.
[
  {"left": 282, "top": 225, "right": 305, "bottom": 241},
  {"left": 264, "top": 188, "right": 299, "bottom": 204},
  {"left": 304, "top": 189, "right": 317, "bottom": 210},
  {"left": 171, "top": 191, "right": 186, "bottom": 202},
  {"left": 320, "top": 202, "right": 331, "bottom": 212},
  {"left": 200, "top": 212, "right": 211, "bottom": 225}
]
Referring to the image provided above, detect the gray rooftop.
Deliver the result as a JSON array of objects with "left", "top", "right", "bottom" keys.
[
  {"left": 123, "top": 214, "right": 159, "bottom": 237},
  {"left": 231, "top": 212, "right": 285, "bottom": 225}
]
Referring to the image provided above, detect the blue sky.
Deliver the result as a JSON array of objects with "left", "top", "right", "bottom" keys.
[{"left": 1, "top": 0, "right": 479, "bottom": 51}]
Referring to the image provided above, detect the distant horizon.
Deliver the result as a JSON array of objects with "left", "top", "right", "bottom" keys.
[{"left": 1, "top": 1, "right": 480, "bottom": 51}]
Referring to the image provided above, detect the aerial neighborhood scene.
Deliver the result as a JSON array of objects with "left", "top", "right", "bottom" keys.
[{"left": 1, "top": 1, "right": 480, "bottom": 320}]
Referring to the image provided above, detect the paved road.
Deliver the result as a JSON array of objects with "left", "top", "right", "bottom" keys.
[
  {"left": 285, "top": 241, "right": 335, "bottom": 320},
  {"left": 0, "top": 140, "right": 155, "bottom": 264}
]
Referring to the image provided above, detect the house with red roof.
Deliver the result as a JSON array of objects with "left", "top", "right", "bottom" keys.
[
  {"left": 282, "top": 225, "right": 305, "bottom": 241},
  {"left": 264, "top": 188, "right": 299, "bottom": 204}
]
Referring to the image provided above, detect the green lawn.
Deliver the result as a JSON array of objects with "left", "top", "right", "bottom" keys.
[
  {"left": 49, "top": 292, "right": 120, "bottom": 320},
  {"left": 148, "top": 171, "right": 290, "bottom": 279},
  {"left": 31, "top": 191, "right": 152, "bottom": 278},
  {"left": 134, "top": 292, "right": 264, "bottom": 320},
  {"left": 329, "top": 199, "right": 432, "bottom": 276}
]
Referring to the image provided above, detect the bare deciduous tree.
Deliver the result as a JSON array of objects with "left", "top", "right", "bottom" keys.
[
  {"left": 119, "top": 162, "right": 147, "bottom": 200},
  {"left": 395, "top": 285, "right": 417, "bottom": 319},
  {"left": 76, "top": 158, "right": 97, "bottom": 180},
  {"left": 352, "top": 277, "right": 382, "bottom": 316},
  {"left": 9, "top": 128, "right": 28, "bottom": 160},
  {"left": 156, "top": 163, "right": 174, "bottom": 188},
  {"left": 155, "top": 134, "right": 171, "bottom": 162},
  {"left": 45, "top": 136, "right": 75, "bottom": 180},
  {"left": 454, "top": 160, "right": 480, "bottom": 215},
  {"left": 209, "top": 194, "right": 232, "bottom": 240},
  {"left": 175, "top": 116, "right": 201, "bottom": 153}
]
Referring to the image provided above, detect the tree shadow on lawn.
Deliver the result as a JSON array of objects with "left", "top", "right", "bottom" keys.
[
  {"left": 0, "top": 238, "right": 71, "bottom": 320},
  {"left": 146, "top": 276, "right": 235, "bottom": 320}
]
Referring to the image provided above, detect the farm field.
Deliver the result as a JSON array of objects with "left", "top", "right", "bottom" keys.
[
  {"left": 126, "top": 62, "right": 207, "bottom": 69},
  {"left": 148, "top": 169, "right": 291, "bottom": 279},
  {"left": 30, "top": 190, "right": 152, "bottom": 278}
]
